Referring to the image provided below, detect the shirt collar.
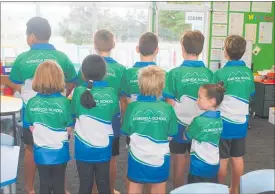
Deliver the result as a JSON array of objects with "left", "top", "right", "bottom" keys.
[
  {"left": 137, "top": 95, "right": 157, "bottom": 102},
  {"left": 31, "top": 43, "right": 56, "bottom": 50},
  {"left": 201, "top": 111, "right": 220, "bottom": 118},
  {"left": 37, "top": 92, "right": 62, "bottom": 97},
  {"left": 83, "top": 81, "right": 108, "bottom": 88},
  {"left": 224, "top": 60, "right": 246, "bottom": 67},
  {"left": 103, "top": 56, "right": 118, "bottom": 64},
  {"left": 133, "top": 61, "right": 156, "bottom": 68},
  {"left": 181, "top": 60, "right": 205, "bottom": 67}
]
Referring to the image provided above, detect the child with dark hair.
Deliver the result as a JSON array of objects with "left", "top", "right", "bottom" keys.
[
  {"left": 71, "top": 54, "right": 119, "bottom": 194},
  {"left": 9, "top": 16, "right": 76, "bottom": 194},
  {"left": 184, "top": 82, "right": 225, "bottom": 184}
]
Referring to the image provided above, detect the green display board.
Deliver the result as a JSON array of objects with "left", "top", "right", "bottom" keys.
[{"left": 208, "top": 2, "right": 275, "bottom": 72}]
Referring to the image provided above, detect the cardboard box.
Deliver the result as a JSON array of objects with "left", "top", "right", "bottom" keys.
[{"left": 269, "top": 107, "right": 275, "bottom": 125}]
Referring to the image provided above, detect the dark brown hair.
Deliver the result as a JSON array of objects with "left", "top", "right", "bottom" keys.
[
  {"left": 26, "top": 17, "right": 51, "bottom": 41},
  {"left": 180, "top": 30, "right": 204, "bottom": 56},
  {"left": 32, "top": 60, "right": 65, "bottom": 94},
  {"left": 202, "top": 82, "right": 226, "bottom": 107},
  {"left": 139, "top": 32, "right": 158, "bottom": 56},
  {"left": 94, "top": 29, "right": 115, "bottom": 52},
  {"left": 224, "top": 35, "right": 246, "bottom": 60},
  {"left": 80, "top": 55, "right": 106, "bottom": 109}
]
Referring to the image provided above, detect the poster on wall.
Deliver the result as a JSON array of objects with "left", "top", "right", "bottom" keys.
[
  {"left": 211, "top": 37, "right": 224, "bottom": 49},
  {"left": 185, "top": 12, "right": 204, "bottom": 24},
  {"left": 213, "top": 2, "right": 228, "bottom": 11},
  {"left": 259, "top": 22, "right": 273, "bottom": 44},
  {"left": 212, "top": 24, "right": 227, "bottom": 36},
  {"left": 229, "top": 13, "right": 244, "bottom": 36},
  {"left": 211, "top": 49, "right": 221, "bottom": 61},
  {"left": 245, "top": 24, "right": 257, "bottom": 43},
  {"left": 252, "top": 2, "right": 272, "bottom": 13},
  {"left": 229, "top": 2, "right": 250, "bottom": 12},
  {"left": 212, "top": 12, "right": 228, "bottom": 24}
]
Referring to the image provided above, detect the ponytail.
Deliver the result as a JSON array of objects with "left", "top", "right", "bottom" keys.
[{"left": 80, "top": 80, "right": 96, "bottom": 109}]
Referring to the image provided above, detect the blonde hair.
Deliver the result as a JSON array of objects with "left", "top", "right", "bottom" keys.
[
  {"left": 138, "top": 66, "right": 165, "bottom": 97},
  {"left": 32, "top": 60, "right": 65, "bottom": 94}
]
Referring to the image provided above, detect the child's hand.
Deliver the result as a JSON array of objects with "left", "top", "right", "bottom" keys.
[
  {"left": 30, "top": 126, "right": 34, "bottom": 132},
  {"left": 67, "top": 127, "right": 73, "bottom": 134},
  {"left": 168, "top": 137, "right": 173, "bottom": 141}
]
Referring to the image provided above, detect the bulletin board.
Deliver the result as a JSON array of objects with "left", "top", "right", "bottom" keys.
[{"left": 207, "top": 1, "right": 275, "bottom": 73}]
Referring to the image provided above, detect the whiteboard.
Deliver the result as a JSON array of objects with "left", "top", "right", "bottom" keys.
[{"left": 220, "top": 40, "right": 253, "bottom": 69}]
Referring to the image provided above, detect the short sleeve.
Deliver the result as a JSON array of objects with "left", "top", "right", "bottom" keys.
[
  {"left": 121, "top": 104, "right": 133, "bottom": 135},
  {"left": 250, "top": 75, "right": 255, "bottom": 97},
  {"left": 168, "top": 106, "right": 178, "bottom": 137},
  {"left": 121, "top": 70, "right": 130, "bottom": 97},
  {"left": 63, "top": 55, "right": 77, "bottom": 83},
  {"left": 66, "top": 100, "right": 74, "bottom": 127},
  {"left": 163, "top": 71, "right": 175, "bottom": 99},
  {"left": 24, "top": 103, "right": 33, "bottom": 127},
  {"left": 185, "top": 118, "right": 201, "bottom": 140},
  {"left": 9, "top": 56, "right": 24, "bottom": 84}
]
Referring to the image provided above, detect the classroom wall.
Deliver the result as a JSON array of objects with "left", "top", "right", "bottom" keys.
[{"left": 208, "top": 1, "right": 275, "bottom": 72}]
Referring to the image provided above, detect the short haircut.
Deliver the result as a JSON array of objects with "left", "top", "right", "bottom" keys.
[
  {"left": 139, "top": 32, "right": 158, "bottom": 56},
  {"left": 202, "top": 82, "right": 226, "bottom": 107},
  {"left": 224, "top": 35, "right": 246, "bottom": 60},
  {"left": 32, "top": 60, "right": 65, "bottom": 94},
  {"left": 80, "top": 54, "right": 107, "bottom": 109},
  {"left": 138, "top": 66, "right": 165, "bottom": 97},
  {"left": 180, "top": 30, "right": 204, "bottom": 56},
  {"left": 94, "top": 29, "right": 115, "bottom": 52},
  {"left": 26, "top": 17, "right": 51, "bottom": 41}
]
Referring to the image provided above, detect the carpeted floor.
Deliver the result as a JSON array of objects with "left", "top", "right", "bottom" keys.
[{"left": 8, "top": 117, "right": 275, "bottom": 193}]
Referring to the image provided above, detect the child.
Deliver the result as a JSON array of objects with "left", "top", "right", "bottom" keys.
[
  {"left": 76, "top": 29, "right": 126, "bottom": 194},
  {"left": 122, "top": 66, "right": 178, "bottom": 194},
  {"left": 123, "top": 32, "right": 159, "bottom": 102},
  {"left": 25, "top": 60, "right": 73, "bottom": 194},
  {"left": 184, "top": 83, "right": 225, "bottom": 184},
  {"left": 9, "top": 17, "right": 76, "bottom": 194},
  {"left": 215, "top": 35, "right": 255, "bottom": 194},
  {"left": 163, "top": 30, "right": 213, "bottom": 188},
  {"left": 72, "top": 54, "right": 119, "bottom": 194}
]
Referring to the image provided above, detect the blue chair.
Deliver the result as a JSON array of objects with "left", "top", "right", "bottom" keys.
[
  {"left": 170, "top": 183, "right": 229, "bottom": 194},
  {"left": 240, "top": 169, "right": 275, "bottom": 194},
  {"left": 0, "top": 133, "right": 14, "bottom": 146}
]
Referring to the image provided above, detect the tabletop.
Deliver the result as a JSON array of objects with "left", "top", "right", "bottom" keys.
[
  {"left": 0, "top": 145, "right": 20, "bottom": 188},
  {"left": 0, "top": 96, "right": 23, "bottom": 114}
]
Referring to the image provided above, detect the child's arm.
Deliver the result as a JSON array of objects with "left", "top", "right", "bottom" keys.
[
  {"left": 63, "top": 55, "right": 77, "bottom": 97},
  {"left": 168, "top": 106, "right": 178, "bottom": 140},
  {"left": 121, "top": 104, "right": 134, "bottom": 136},
  {"left": 120, "top": 96, "right": 128, "bottom": 121},
  {"left": 163, "top": 70, "right": 176, "bottom": 106},
  {"left": 8, "top": 56, "right": 23, "bottom": 92}
]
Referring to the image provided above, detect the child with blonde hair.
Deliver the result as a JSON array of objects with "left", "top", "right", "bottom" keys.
[
  {"left": 122, "top": 66, "right": 178, "bottom": 194},
  {"left": 25, "top": 60, "right": 73, "bottom": 194}
]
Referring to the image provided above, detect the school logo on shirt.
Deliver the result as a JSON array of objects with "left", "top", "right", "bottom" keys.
[
  {"left": 227, "top": 71, "right": 251, "bottom": 84},
  {"left": 202, "top": 122, "right": 222, "bottom": 134},
  {"left": 133, "top": 109, "right": 167, "bottom": 123},
  {"left": 30, "top": 101, "right": 63, "bottom": 114},
  {"left": 105, "top": 68, "right": 116, "bottom": 77},
  {"left": 181, "top": 72, "right": 210, "bottom": 85},
  {"left": 94, "top": 93, "right": 114, "bottom": 109},
  {"left": 129, "top": 74, "right": 138, "bottom": 84},
  {"left": 26, "top": 53, "right": 57, "bottom": 64}
]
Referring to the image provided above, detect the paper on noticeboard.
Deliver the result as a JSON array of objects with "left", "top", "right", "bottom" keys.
[
  {"left": 211, "top": 37, "right": 224, "bottom": 49},
  {"left": 229, "top": 2, "right": 250, "bottom": 12},
  {"left": 211, "top": 49, "right": 221, "bottom": 61},
  {"left": 245, "top": 24, "right": 257, "bottom": 43},
  {"left": 212, "top": 12, "right": 228, "bottom": 24},
  {"left": 252, "top": 2, "right": 272, "bottom": 13},
  {"left": 212, "top": 24, "right": 227, "bottom": 36},
  {"left": 259, "top": 22, "right": 273, "bottom": 44},
  {"left": 229, "top": 13, "right": 244, "bottom": 36},
  {"left": 209, "top": 61, "right": 220, "bottom": 72},
  {"left": 213, "top": 2, "right": 228, "bottom": 11}
]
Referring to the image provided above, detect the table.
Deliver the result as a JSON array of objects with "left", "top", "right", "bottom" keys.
[
  {"left": 0, "top": 96, "right": 23, "bottom": 145},
  {"left": 0, "top": 145, "right": 20, "bottom": 194}
]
